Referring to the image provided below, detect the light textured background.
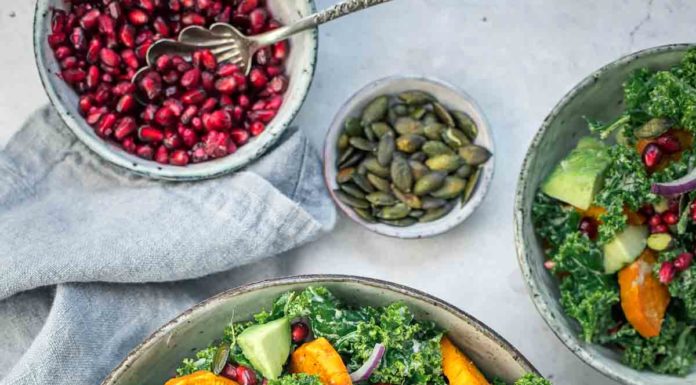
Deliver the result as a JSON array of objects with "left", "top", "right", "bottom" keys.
[{"left": 1, "top": 1, "right": 695, "bottom": 384}]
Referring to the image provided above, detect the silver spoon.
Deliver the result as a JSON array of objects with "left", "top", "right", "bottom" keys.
[{"left": 133, "top": 0, "right": 393, "bottom": 97}]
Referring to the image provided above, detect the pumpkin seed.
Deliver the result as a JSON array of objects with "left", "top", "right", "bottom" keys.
[
  {"left": 366, "top": 191, "right": 397, "bottom": 206},
  {"left": 392, "top": 104, "right": 409, "bottom": 116},
  {"left": 377, "top": 203, "right": 411, "bottom": 220},
  {"left": 212, "top": 342, "right": 230, "bottom": 375},
  {"left": 396, "top": 134, "right": 427, "bottom": 153},
  {"left": 377, "top": 131, "right": 395, "bottom": 166},
  {"left": 367, "top": 173, "right": 391, "bottom": 192},
  {"left": 335, "top": 190, "right": 370, "bottom": 208},
  {"left": 421, "top": 197, "right": 448, "bottom": 210},
  {"left": 409, "top": 160, "right": 429, "bottom": 180},
  {"left": 362, "top": 96, "right": 389, "bottom": 124},
  {"left": 352, "top": 173, "right": 375, "bottom": 193},
  {"left": 392, "top": 186, "right": 422, "bottom": 209},
  {"left": 362, "top": 157, "right": 390, "bottom": 178},
  {"left": 462, "top": 168, "right": 481, "bottom": 203},
  {"left": 451, "top": 110, "right": 478, "bottom": 141},
  {"left": 354, "top": 207, "right": 377, "bottom": 223},
  {"left": 409, "top": 152, "right": 427, "bottom": 163},
  {"left": 387, "top": 109, "right": 398, "bottom": 126},
  {"left": 398, "top": 90, "right": 434, "bottom": 105},
  {"left": 338, "top": 146, "right": 354, "bottom": 165},
  {"left": 419, "top": 203, "right": 454, "bottom": 223},
  {"left": 379, "top": 217, "right": 417, "bottom": 227},
  {"left": 336, "top": 167, "right": 356, "bottom": 184},
  {"left": 338, "top": 134, "right": 350, "bottom": 151},
  {"left": 394, "top": 117, "right": 424, "bottom": 135},
  {"left": 391, "top": 155, "right": 414, "bottom": 192},
  {"left": 426, "top": 154, "right": 463, "bottom": 172},
  {"left": 339, "top": 151, "right": 364, "bottom": 169},
  {"left": 408, "top": 210, "right": 425, "bottom": 218},
  {"left": 371, "top": 122, "right": 393, "bottom": 138},
  {"left": 414, "top": 172, "right": 447, "bottom": 196},
  {"left": 431, "top": 177, "right": 467, "bottom": 199},
  {"left": 340, "top": 183, "right": 366, "bottom": 199},
  {"left": 442, "top": 127, "right": 470, "bottom": 148},
  {"left": 458, "top": 145, "right": 492, "bottom": 166},
  {"left": 422, "top": 141, "right": 454, "bottom": 157},
  {"left": 433, "top": 102, "right": 455, "bottom": 126},
  {"left": 422, "top": 113, "right": 439, "bottom": 125},
  {"left": 363, "top": 124, "right": 377, "bottom": 142},
  {"left": 344, "top": 116, "right": 363, "bottom": 137},
  {"left": 350, "top": 137, "right": 377, "bottom": 152},
  {"left": 410, "top": 106, "right": 427, "bottom": 120},
  {"left": 423, "top": 122, "right": 445, "bottom": 140},
  {"left": 456, "top": 164, "right": 473, "bottom": 178},
  {"left": 635, "top": 118, "right": 671, "bottom": 139}
]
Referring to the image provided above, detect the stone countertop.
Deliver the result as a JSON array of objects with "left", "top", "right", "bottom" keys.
[{"left": 2, "top": 1, "right": 695, "bottom": 384}]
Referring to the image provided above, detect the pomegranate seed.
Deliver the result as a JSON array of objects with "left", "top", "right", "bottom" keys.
[
  {"left": 163, "top": 99, "right": 184, "bottom": 117},
  {"left": 230, "top": 129, "right": 250, "bottom": 145},
  {"left": 139, "top": 126, "right": 165, "bottom": 142},
  {"left": 140, "top": 72, "right": 163, "bottom": 101},
  {"left": 113, "top": 82, "right": 136, "bottom": 96},
  {"left": 48, "top": 33, "right": 67, "bottom": 48},
  {"left": 578, "top": 217, "right": 598, "bottom": 240},
  {"left": 169, "top": 0, "right": 182, "bottom": 12},
  {"left": 249, "top": 8, "right": 267, "bottom": 31},
  {"left": 202, "top": 131, "right": 230, "bottom": 158},
  {"left": 138, "top": 0, "right": 156, "bottom": 13},
  {"left": 236, "top": 366, "right": 257, "bottom": 385},
  {"left": 544, "top": 260, "right": 556, "bottom": 270},
  {"left": 114, "top": 117, "right": 137, "bottom": 140},
  {"left": 136, "top": 144, "right": 155, "bottom": 160},
  {"left": 61, "top": 56, "right": 79, "bottom": 69},
  {"left": 97, "top": 113, "right": 117, "bottom": 137},
  {"left": 221, "top": 364, "right": 237, "bottom": 381},
  {"left": 122, "top": 49, "right": 139, "bottom": 69},
  {"left": 191, "top": 144, "right": 207, "bottom": 162},
  {"left": 675, "top": 252, "right": 694, "bottom": 272},
  {"left": 266, "top": 96, "right": 283, "bottom": 110},
  {"left": 122, "top": 137, "right": 137, "bottom": 153},
  {"left": 642, "top": 143, "right": 662, "bottom": 170},
  {"left": 182, "top": 12, "right": 206, "bottom": 26},
  {"left": 648, "top": 214, "right": 663, "bottom": 227},
  {"left": 129, "top": 9, "right": 149, "bottom": 26},
  {"left": 272, "top": 41, "right": 288, "bottom": 61},
  {"left": 87, "top": 111, "right": 104, "bottom": 126},
  {"left": 156, "top": 54, "right": 173, "bottom": 71},
  {"left": 227, "top": 140, "right": 238, "bottom": 155},
  {"left": 181, "top": 105, "right": 199, "bottom": 124},
  {"left": 640, "top": 204, "right": 655, "bottom": 217},
  {"left": 662, "top": 211, "right": 679, "bottom": 225},
  {"left": 163, "top": 131, "right": 182, "bottom": 149},
  {"left": 106, "top": 2, "right": 123, "bottom": 20},
  {"left": 70, "top": 27, "right": 87, "bottom": 50},
  {"left": 199, "top": 49, "right": 217, "bottom": 70},
  {"left": 651, "top": 224, "right": 669, "bottom": 234},
  {"left": 84, "top": 65, "right": 98, "bottom": 89},
  {"left": 170, "top": 149, "right": 190, "bottom": 166},
  {"left": 180, "top": 127, "right": 198, "bottom": 147},
  {"left": 205, "top": 110, "right": 232, "bottom": 131},
  {"left": 238, "top": 94, "right": 250, "bottom": 108},
  {"left": 215, "top": 76, "right": 237, "bottom": 94},
  {"left": 62, "top": 68, "right": 87, "bottom": 84},
  {"left": 659, "top": 261, "right": 676, "bottom": 284},
  {"left": 656, "top": 133, "right": 681, "bottom": 154},
  {"left": 248, "top": 109, "right": 275, "bottom": 123},
  {"left": 267, "top": 75, "right": 288, "bottom": 94},
  {"left": 80, "top": 9, "right": 101, "bottom": 30},
  {"left": 100, "top": 48, "right": 121, "bottom": 67},
  {"left": 119, "top": 24, "right": 136, "bottom": 47},
  {"left": 201, "top": 71, "right": 216, "bottom": 91},
  {"left": 52, "top": 10, "right": 68, "bottom": 33},
  {"left": 180, "top": 68, "right": 201, "bottom": 88},
  {"left": 78, "top": 96, "right": 94, "bottom": 115},
  {"left": 217, "top": 63, "right": 239, "bottom": 77},
  {"left": 155, "top": 145, "right": 169, "bottom": 164},
  {"left": 255, "top": 47, "right": 271, "bottom": 66},
  {"left": 155, "top": 106, "right": 177, "bottom": 127},
  {"left": 153, "top": 17, "right": 171, "bottom": 36},
  {"left": 54, "top": 46, "right": 73, "bottom": 60},
  {"left": 98, "top": 15, "right": 116, "bottom": 35},
  {"left": 182, "top": 89, "right": 207, "bottom": 105},
  {"left": 251, "top": 100, "right": 266, "bottom": 111},
  {"left": 249, "top": 121, "right": 265, "bottom": 136},
  {"left": 220, "top": 95, "right": 233, "bottom": 106},
  {"left": 249, "top": 68, "right": 268, "bottom": 88},
  {"left": 266, "top": 65, "right": 283, "bottom": 77},
  {"left": 237, "top": 0, "right": 258, "bottom": 14},
  {"left": 232, "top": 106, "right": 245, "bottom": 122},
  {"left": 291, "top": 322, "right": 309, "bottom": 343},
  {"left": 200, "top": 98, "right": 218, "bottom": 113},
  {"left": 191, "top": 117, "right": 203, "bottom": 131}
]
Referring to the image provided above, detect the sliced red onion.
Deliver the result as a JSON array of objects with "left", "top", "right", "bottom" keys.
[
  {"left": 652, "top": 170, "right": 696, "bottom": 196},
  {"left": 349, "top": 343, "right": 385, "bottom": 382}
]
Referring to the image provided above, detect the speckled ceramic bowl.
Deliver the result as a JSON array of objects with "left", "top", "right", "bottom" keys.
[
  {"left": 323, "top": 77, "right": 495, "bottom": 239},
  {"left": 33, "top": 0, "right": 317, "bottom": 181},
  {"left": 515, "top": 44, "right": 696, "bottom": 385},
  {"left": 101, "top": 275, "right": 538, "bottom": 385}
]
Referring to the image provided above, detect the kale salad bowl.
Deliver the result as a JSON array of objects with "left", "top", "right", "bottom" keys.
[
  {"left": 101, "top": 276, "right": 545, "bottom": 385},
  {"left": 515, "top": 44, "right": 696, "bottom": 385}
]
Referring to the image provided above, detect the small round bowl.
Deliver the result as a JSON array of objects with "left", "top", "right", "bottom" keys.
[
  {"left": 515, "top": 44, "right": 696, "bottom": 385},
  {"left": 33, "top": 0, "right": 318, "bottom": 181},
  {"left": 323, "top": 76, "right": 495, "bottom": 239},
  {"left": 101, "top": 275, "right": 539, "bottom": 385}
]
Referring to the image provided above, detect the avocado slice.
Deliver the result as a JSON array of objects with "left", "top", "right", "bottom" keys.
[
  {"left": 238, "top": 317, "right": 292, "bottom": 380},
  {"left": 541, "top": 137, "right": 611, "bottom": 210},
  {"left": 603, "top": 225, "right": 648, "bottom": 274}
]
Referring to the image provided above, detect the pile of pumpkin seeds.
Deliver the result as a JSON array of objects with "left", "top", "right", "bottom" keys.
[{"left": 334, "top": 90, "right": 492, "bottom": 227}]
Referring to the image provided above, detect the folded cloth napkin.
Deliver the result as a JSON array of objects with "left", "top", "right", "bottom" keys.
[{"left": 0, "top": 107, "right": 336, "bottom": 385}]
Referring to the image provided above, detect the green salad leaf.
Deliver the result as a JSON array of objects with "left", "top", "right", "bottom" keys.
[
  {"left": 492, "top": 373, "right": 552, "bottom": 385},
  {"left": 531, "top": 193, "right": 581, "bottom": 249},
  {"left": 268, "top": 374, "right": 322, "bottom": 385}
]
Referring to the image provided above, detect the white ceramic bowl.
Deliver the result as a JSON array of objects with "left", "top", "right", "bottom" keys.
[
  {"left": 323, "top": 76, "right": 495, "bottom": 239},
  {"left": 33, "top": 0, "right": 318, "bottom": 181},
  {"left": 101, "top": 275, "right": 538, "bottom": 385}
]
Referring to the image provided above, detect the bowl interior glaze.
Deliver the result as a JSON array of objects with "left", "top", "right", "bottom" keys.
[
  {"left": 323, "top": 77, "right": 495, "bottom": 239},
  {"left": 101, "top": 276, "right": 536, "bottom": 385},
  {"left": 515, "top": 44, "right": 696, "bottom": 385},
  {"left": 34, "top": 0, "right": 317, "bottom": 181}
]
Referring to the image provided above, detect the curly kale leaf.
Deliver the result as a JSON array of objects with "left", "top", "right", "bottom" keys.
[
  {"left": 551, "top": 233, "right": 619, "bottom": 342},
  {"left": 605, "top": 317, "right": 696, "bottom": 376},
  {"left": 491, "top": 374, "right": 551, "bottom": 385},
  {"left": 268, "top": 374, "right": 322, "bottom": 385},
  {"left": 667, "top": 265, "right": 696, "bottom": 321},
  {"left": 531, "top": 193, "right": 581, "bottom": 250},
  {"left": 176, "top": 346, "right": 217, "bottom": 376}
]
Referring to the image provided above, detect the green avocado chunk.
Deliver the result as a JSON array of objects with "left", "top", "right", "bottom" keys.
[
  {"left": 603, "top": 225, "right": 648, "bottom": 274},
  {"left": 541, "top": 137, "right": 611, "bottom": 210},
  {"left": 238, "top": 317, "right": 292, "bottom": 380}
]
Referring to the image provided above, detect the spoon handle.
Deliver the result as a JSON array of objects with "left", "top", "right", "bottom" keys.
[{"left": 251, "top": 0, "right": 393, "bottom": 48}]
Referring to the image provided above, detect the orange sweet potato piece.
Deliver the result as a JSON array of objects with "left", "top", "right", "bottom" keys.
[
  {"left": 165, "top": 371, "right": 239, "bottom": 385},
  {"left": 618, "top": 249, "right": 671, "bottom": 338},
  {"left": 440, "top": 336, "right": 489, "bottom": 385},
  {"left": 581, "top": 206, "right": 607, "bottom": 221},
  {"left": 290, "top": 337, "right": 352, "bottom": 385},
  {"left": 623, "top": 207, "right": 646, "bottom": 225}
]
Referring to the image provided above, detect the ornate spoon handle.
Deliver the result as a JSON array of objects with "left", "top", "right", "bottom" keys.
[{"left": 251, "top": 0, "right": 393, "bottom": 48}]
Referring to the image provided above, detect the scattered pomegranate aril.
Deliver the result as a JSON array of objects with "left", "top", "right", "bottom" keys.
[
  {"left": 230, "top": 129, "right": 249, "bottom": 145},
  {"left": 114, "top": 117, "right": 137, "bottom": 140},
  {"left": 651, "top": 224, "right": 669, "bottom": 234},
  {"left": 122, "top": 137, "right": 137, "bottom": 153},
  {"left": 659, "top": 261, "right": 676, "bottom": 284},
  {"left": 180, "top": 68, "right": 201, "bottom": 88},
  {"left": 138, "top": 126, "right": 165, "bottom": 142},
  {"left": 543, "top": 260, "right": 556, "bottom": 270},
  {"left": 648, "top": 214, "right": 663, "bottom": 227},
  {"left": 155, "top": 106, "right": 177, "bottom": 127},
  {"left": 215, "top": 76, "right": 237, "bottom": 94},
  {"left": 116, "top": 94, "right": 136, "bottom": 113},
  {"left": 642, "top": 143, "right": 663, "bottom": 170},
  {"left": 136, "top": 144, "right": 155, "bottom": 160},
  {"left": 662, "top": 211, "right": 679, "bottom": 226},
  {"left": 249, "top": 68, "right": 268, "bottom": 88},
  {"left": 182, "top": 89, "right": 207, "bottom": 105},
  {"left": 62, "top": 68, "right": 87, "bottom": 84},
  {"left": 578, "top": 217, "right": 598, "bottom": 240},
  {"left": 119, "top": 24, "right": 136, "bottom": 47},
  {"left": 128, "top": 9, "right": 149, "bottom": 26},
  {"left": 656, "top": 133, "right": 681, "bottom": 154},
  {"left": 169, "top": 149, "right": 190, "bottom": 166},
  {"left": 249, "top": 8, "right": 267, "bottom": 32},
  {"left": 291, "top": 322, "right": 309, "bottom": 343},
  {"left": 155, "top": 145, "right": 169, "bottom": 164},
  {"left": 272, "top": 41, "right": 288, "bottom": 61},
  {"left": 98, "top": 14, "right": 116, "bottom": 35},
  {"left": 674, "top": 252, "right": 694, "bottom": 272},
  {"left": 80, "top": 9, "right": 101, "bottom": 30},
  {"left": 235, "top": 366, "right": 257, "bottom": 385}
]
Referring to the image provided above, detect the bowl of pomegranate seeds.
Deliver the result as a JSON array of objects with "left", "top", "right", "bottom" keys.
[{"left": 34, "top": 0, "right": 317, "bottom": 180}]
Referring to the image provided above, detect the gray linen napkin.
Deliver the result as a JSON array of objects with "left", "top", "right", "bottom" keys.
[{"left": 0, "top": 107, "right": 336, "bottom": 385}]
